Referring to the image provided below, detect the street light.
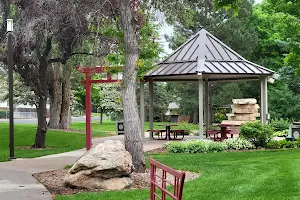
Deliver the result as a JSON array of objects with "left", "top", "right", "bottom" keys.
[
  {"left": 7, "top": 19, "right": 13, "bottom": 32},
  {"left": 7, "top": 19, "right": 15, "bottom": 160}
]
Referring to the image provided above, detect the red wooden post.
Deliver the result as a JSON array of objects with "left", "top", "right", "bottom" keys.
[
  {"left": 76, "top": 66, "right": 123, "bottom": 151},
  {"left": 85, "top": 72, "right": 92, "bottom": 150}
]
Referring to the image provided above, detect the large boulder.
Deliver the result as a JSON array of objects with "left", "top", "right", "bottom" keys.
[{"left": 65, "top": 140, "right": 134, "bottom": 190}]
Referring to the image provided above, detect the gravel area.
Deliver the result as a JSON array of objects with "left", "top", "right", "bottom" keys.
[{"left": 33, "top": 168, "right": 199, "bottom": 196}]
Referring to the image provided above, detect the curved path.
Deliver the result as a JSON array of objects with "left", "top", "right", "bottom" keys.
[{"left": 0, "top": 135, "right": 167, "bottom": 200}]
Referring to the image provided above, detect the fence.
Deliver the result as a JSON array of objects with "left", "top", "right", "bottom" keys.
[
  {"left": 150, "top": 156, "right": 186, "bottom": 200},
  {"left": 14, "top": 112, "right": 37, "bottom": 118},
  {"left": 0, "top": 111, "right": 37, "bottom": 119}
]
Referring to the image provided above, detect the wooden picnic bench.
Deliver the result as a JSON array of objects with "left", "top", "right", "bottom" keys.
[
  {"left": 149, "top": 128, "right": 185, "bottom": 140},
  {"left": 170, "top": 130, "right": 185, "bottom": 140},
  {"left": 149, "top": 130, "right": 167, "bottom": 140},
  {"left": 206, "top": 130, "right": 221, "bottom": 140},
  {"left": 224, "top": 129, "right": 239, "bottom": 138},
  {"left": 206, "top": 128, "right": 239, "bottom": 141},
  {"left": 150, "top": 156, "right": 186, "bottom": 200}
]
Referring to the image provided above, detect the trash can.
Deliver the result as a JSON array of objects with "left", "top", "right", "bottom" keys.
[
  {"left": 291, "top": 122, "right": 300, "bottom": 139},
  {"left": 116, "top": 121, "right": 124, "bottom": 135}
]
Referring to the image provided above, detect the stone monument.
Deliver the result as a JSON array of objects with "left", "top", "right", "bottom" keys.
[{"left": 221, "top": 98, "right": 260, "bottom": 126}]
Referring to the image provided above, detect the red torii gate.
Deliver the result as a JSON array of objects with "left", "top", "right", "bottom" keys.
[{"left": 76, "top": 66, "right": 122, "bottom": 150}]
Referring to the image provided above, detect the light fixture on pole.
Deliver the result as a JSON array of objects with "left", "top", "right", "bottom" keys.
[
  {"left": 7, "top": 19, "right": 13, "bottom": 32},
  {"left": 7, "top": 19, "right": 15, "bottom": 160}
]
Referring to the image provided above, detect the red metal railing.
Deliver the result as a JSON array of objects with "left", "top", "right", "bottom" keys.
[{"left": 150, "top": 156, "right": 186, "bottom": 200}]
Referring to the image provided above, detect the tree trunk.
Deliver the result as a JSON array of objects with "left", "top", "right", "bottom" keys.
[
  {"left": 120, "top": 0, "right": 145, "bottom": 173},
  {"left": 100, "top": 108, "right": 103, "bottom": 124},
  {"left": 193, "top": 111, "right": 198, "bottom": 124},
  {"left": 33, "top": 59, "right": 49, "bottom": 148},
  {"left": 48, "top": 64, "right": 62, "bottom": 129},
  {"left": 33, "top": 96, "right": 47, "bottom": 148},
  {"left": 60, "top": 64, "right": 71, "bottom": 129}
]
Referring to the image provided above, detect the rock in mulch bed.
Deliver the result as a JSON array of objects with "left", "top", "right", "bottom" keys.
[{"left": 33, "top": 168, "right": 199, "bottom": 196}]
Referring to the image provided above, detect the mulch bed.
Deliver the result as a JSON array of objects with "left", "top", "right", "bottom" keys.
[
  {"left": 145, "top": 147, "right": 168, "bottom": 154},
  {"left": 33, "top": 167, "right": 199, "bottom": 197}
]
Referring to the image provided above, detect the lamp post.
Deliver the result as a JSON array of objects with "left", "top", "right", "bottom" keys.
[{"left": 7, "top": 19, "right": 15, "bottom": 160}]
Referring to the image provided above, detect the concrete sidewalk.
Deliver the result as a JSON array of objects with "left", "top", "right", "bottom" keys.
[{"left": 0, "top": 135, "right": 167, "bottom": 200}]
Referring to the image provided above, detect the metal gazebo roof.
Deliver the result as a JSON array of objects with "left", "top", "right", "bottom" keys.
[{"left": 145, "top": 28, "right": 275, "bottom": 81}]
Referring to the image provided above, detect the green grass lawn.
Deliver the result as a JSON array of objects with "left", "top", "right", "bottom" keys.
[
  {"left": 0, "top": 123, "right": 86, "bottom": 162},
  {"left": 56, "top": 149, "right": 300, "bottom": 200}
]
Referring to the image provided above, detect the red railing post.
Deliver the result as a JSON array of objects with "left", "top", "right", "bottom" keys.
[
  {"left": 150, "top": 156, "right": 186, "bottom": 200},
  {"left": 85, "top": 72, "right": 92, "bottom": 150},
  {"left": 150, "top": 163, "right": 156, "bottom": 200}
]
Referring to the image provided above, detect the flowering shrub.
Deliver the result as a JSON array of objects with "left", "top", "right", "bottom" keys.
[
  {"left": 223, "top": 138, "right": 255, "bottom": 150},
  {"left": 164, "top": 140, "right": 227, "bottom": 153}
]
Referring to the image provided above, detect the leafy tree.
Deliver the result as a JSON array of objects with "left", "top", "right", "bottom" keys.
[
  {"left": 167, "top": 82, "right": 199, "bottom": 122},
  {"left": 212, "top": 83, "right": 244, "bottom": 106},
  {"left": 137, "top": 82, "right": 172, "bottom": 122},
  {"left": 268, "top": 84, "right": 300, "bottom": 121},
  {"left": 278, "top": 66, "right": 300, "bottom": 94},
  {"left": 250, "top": 1, "right": 300, "bottom": 121},
  {"left": 264, "top": 0, "right": 300, "bottom": 72},
  {"left": 98, "top": 83, "right": 123, "bottom": 124},
  {"left": 0, "top": 0, "right": 119, "bottom": 147},
  {"left": 0, "top": 72, "right": 37, "bottom": 107}
]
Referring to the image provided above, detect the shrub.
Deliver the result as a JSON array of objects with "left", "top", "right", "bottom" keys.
[
  {"left": 224, "top": 138, "right": 255, "bottom": 150},
  {"left": 270, "top": 118, "right": 291, "bottom": 131},
  {"left": 164, "top": 142, "right": 186, "bottom": 153},
  {"left": 266, "top": 140, "right": 281, "bottom": 149},
  {"left": 175, "top": 122, "right": 197, "bottom": 135},
  {"left": 184, "top": 140, "right": 209, "bottom": 153},
  {"left": 214, "top": 109, "right": 227, "bottom": 123},
  {"left": 239, "top": 121, "right": 273, "bottom": 148},
  {"left": 279, "top": 140, "right": 296, "bottom": 148},
  {"left": 207, "top": 141, "right": 228, "bottom": 152},
  {"left": 295, "top": 138, "right": 300, "bottom": 147},
  {"left": 273, "top": 130, "right": 289, "bottom": 137},
  {"left": 165, "top": 140, "right": 227, "bottom": 154}
]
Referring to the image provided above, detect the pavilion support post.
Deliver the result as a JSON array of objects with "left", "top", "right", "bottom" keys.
[
  {"left": 140, "top": 80, "right": 145, "bottom": 140},
  {"left": 85, "top": 73, "right": 92, "bottom": 150},
  {"left": 205, "top": 79, "right": 209, "bottom": 132},
  {"left": 260, "top": 77, "right": 268, "bottom": 125},
  {"left": 198, "top": 79, "right": 204, "bottom": 140},
  {"left": 149, "top": 79, "right": 154, "bottom": 139}
]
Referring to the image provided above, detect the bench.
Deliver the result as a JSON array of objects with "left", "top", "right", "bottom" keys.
[
  {"left": 170, "top": 130, "right": 185, "bottom": 140},
  {"left": 149, "top": 130, "right": 167, "bottom": 140},
  {"left": 225, "top": 129, "right": 239, "bottom": 138},
  {"left": 150, "top": 156, "right": 185, "bottom": 200},
  {"left": 206, "top": 130, "right": 221, "bottom": 141}
]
